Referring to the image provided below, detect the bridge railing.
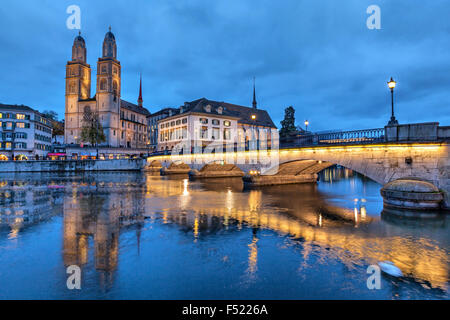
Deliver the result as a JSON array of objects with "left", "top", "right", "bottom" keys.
[{"left": 283, "top": 128, "right": 386, "bottom": 147}]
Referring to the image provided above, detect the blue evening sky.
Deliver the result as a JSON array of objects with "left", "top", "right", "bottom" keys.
[{"left": 0, "top": 0, "right": 449, "bottom": 131}]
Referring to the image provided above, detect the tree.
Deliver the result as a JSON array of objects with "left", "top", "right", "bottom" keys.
[
  {"left": 80, "top": 109, "right": 106, "bottom": 146},
  {"left": 42, "top": 110, "right": 64, "bottom": 137},
  {"left": 279, "top": 106, "right": 297, "bottom": 137},
  {"left": 42, "top": 110, "right": 58, "bottom": 121}
]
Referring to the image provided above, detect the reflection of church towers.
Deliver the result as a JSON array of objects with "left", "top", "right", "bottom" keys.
[
  {"left": 63, "top": 192, "right": 119, "bottom": 273},
  {"left": 96, "top": 27, "right": 121, "bottom": 147},
  {"left": 65, "top": 32, "right": 92, "bottom": 144},
  {"left": 63, "top": 183, "right": 145, "bottom": 279}
]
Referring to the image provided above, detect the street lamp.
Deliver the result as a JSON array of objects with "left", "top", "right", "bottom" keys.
[
  {"left": 304, "top": 120, "right": 309, "bottom": 132},
  {"left": 387, "top": 77, "right": 398, "bottom": 125}
]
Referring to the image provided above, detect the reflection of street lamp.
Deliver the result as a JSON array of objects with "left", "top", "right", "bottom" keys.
[
  {"left": 304, "top": 120, "right": 309, "bottom": 132},
  {"left": 387, "top": 77, "right": 398, "bottom": 125}
]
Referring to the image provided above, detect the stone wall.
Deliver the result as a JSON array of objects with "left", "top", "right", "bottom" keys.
[
  {"left": 385, "top": 122, "right": 450, "bottom": 142},
  {"left": 0, "top": 159, "right": 145, "bottom": 172}
]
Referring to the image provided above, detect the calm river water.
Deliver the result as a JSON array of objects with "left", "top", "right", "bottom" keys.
[{"left": 0, "top": 167, "right": 448, "bottom": 299}]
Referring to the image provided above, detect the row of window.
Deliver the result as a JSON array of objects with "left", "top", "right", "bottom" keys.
[
  {"left": 0, "top": 113, "right": 31, "bottom": 120},
  {"left": 160, "top": 118, "right": 188, "bottom": 129},
  {"left": 35, "top": 124, "right": 52, "bottom": 134},
  {"left": 160, "top": 127, "right": 188, "bottom": 142},
  {"left": 199, "top": 127, "right": 232, "bottom": 140},
  {"left": 121, "top": 112, "right": 146, "bottom": 124},
  {"left": 1, "top": 121, "right": 31, "bottom": 129},
  {"left": 35, "top": 143, "right": 51, "bottom": 151},
  {"left": 161, "top": 118, "right": 232, "bottom": 128},
  {"left": 120, "top": 131, "right": 146, "bottom": 142},
  {"left": 0, "top": 142, "right": 27, "bottom": 149},
  {"left": 100, "top": 65, "right": 118, "bottom": 75},
  {"left": 121, "top": 120, "right": 146, "bottom": 131},
  {"left": 1, "top": 132, "right": 27, "bottom": 139},
  {"left": 35, "top": 134, "right": 51, "bottom": 143},
  {"left": 158, "top": 127, "right": 233, "bottom": 142}
]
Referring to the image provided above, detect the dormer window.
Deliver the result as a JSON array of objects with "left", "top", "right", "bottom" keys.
[
  {"left": 217, "top": 106, "right": 223, "bottom": 114},
  {"left": 204, "top": 104, "right": 211, "bottom": 113}
]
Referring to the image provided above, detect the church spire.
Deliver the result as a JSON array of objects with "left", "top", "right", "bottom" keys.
[
  {"left": 252, "top": 77, "right": 257, "bottom": 109},
  {"left": 137, "top": 74, "right": 143, "bottom": 107}
]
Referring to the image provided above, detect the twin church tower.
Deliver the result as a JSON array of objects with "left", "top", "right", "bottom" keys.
[{"left": 65, "top": 28, "right": 149, "bottom": 147}]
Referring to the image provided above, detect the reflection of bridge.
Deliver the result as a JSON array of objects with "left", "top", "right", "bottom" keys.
[
  {"left": 142, "top": 178, "right": 449, "bottom": 291},
  {"left": 147, "top": 125, "right": 450, "bottom": 208}
]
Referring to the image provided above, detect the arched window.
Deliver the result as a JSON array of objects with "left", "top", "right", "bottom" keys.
[
  {"left": 100, "top": 79, "right": 107, "bottom": 91},
  {"left": 113, "top": 81, "right": 118, "bottom": 96}
]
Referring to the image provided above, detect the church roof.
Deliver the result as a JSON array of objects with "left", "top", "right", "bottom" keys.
[
  {"left": 120, "top": 99, "right": 151, "bottom": 116},
  {"left": 180, "top": 98, "right": 277, "bottom": 128},
  {"left": 73, "top": 34, "right": 85, "bottom": 47}
]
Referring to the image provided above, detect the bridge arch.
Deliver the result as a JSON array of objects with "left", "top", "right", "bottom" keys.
[{"left": 267, "top": 158, "right": 383, "bottom": 184}]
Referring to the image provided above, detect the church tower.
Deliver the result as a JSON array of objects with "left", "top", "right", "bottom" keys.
[
  {"left": 96, "top": 27, "right": 121, "bottom": 147},
  {"left": 65, "top": 32, "right": 92, "bottom": 144}
]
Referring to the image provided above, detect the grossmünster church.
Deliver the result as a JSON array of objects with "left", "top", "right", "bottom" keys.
[{"left": 65, "top": 28, "right": 150, "bottom": 149}]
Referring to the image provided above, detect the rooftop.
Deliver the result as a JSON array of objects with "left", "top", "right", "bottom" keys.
[
  {"left": 177, "top": 98, "right": 277, "bottom": 128},
  {"left": 0, "top": 103, "right": 37, "bottom": 113},
  {"left": 120, "top": 99, "right": 151, "bottom": 116}
]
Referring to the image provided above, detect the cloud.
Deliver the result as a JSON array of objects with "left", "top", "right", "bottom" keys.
[{"left": 0, "top": 0, "right": 449, "bottom": 130}]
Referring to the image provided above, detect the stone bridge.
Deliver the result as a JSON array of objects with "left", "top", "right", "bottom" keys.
[{"left": 146, "top": 141, "right": 450, "bottom": 209}]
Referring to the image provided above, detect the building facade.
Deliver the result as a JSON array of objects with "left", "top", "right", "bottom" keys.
[
  {"left": 64, "top": 29, "right": 150, "bottom": 149},
  {"left": 0, "top": 104, "right": 52, "bottom": 160},
  {"left": 147, "top": 107, "right": 178, "bottom": 152},
  {"left": 157, "top": 98, "right": 277, "bottom": 152}
]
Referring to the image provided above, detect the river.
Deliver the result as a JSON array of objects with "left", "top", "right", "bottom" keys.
[{"left": 0, "top": 167, "right": 448, "bottom": 299}]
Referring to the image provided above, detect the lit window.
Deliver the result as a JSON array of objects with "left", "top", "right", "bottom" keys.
[
  {"left": 16, "top": 114, "right": 25, "bottom": 120},
  {"left": 212, "top": 128, "right": 220, "bottom": 140},
  {"left": 224, "top": 128, "right": 231, "bottom": 140},
  {"left": 224, "top": 120, "right": 231, "bottom": 127}
]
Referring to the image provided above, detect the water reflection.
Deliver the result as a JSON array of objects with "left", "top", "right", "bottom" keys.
[{"left": 0, "top": 169, "right": 448, "bottom": 299}]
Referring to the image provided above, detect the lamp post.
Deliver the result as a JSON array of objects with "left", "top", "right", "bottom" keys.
[
  {"left": 251, "top": 114, "right": 257, "bottom": 150},
  {"left": 304, "top": 120, "right": 309, "bottom": 132},
  {"left": 387, "top": 77, "right": 398, "bottom": 125}
]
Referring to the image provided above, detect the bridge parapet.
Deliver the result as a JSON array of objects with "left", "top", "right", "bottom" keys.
[
  {"left": 282, "top": 122, "right": 450, "bottom": 148},
  {"left": 385, "top": 122, "right": 450, "bottom": 142}
]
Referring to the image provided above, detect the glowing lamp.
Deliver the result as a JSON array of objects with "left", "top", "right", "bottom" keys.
[{"left": 388, "top": 77, "right": 396, "bottom": 90}]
